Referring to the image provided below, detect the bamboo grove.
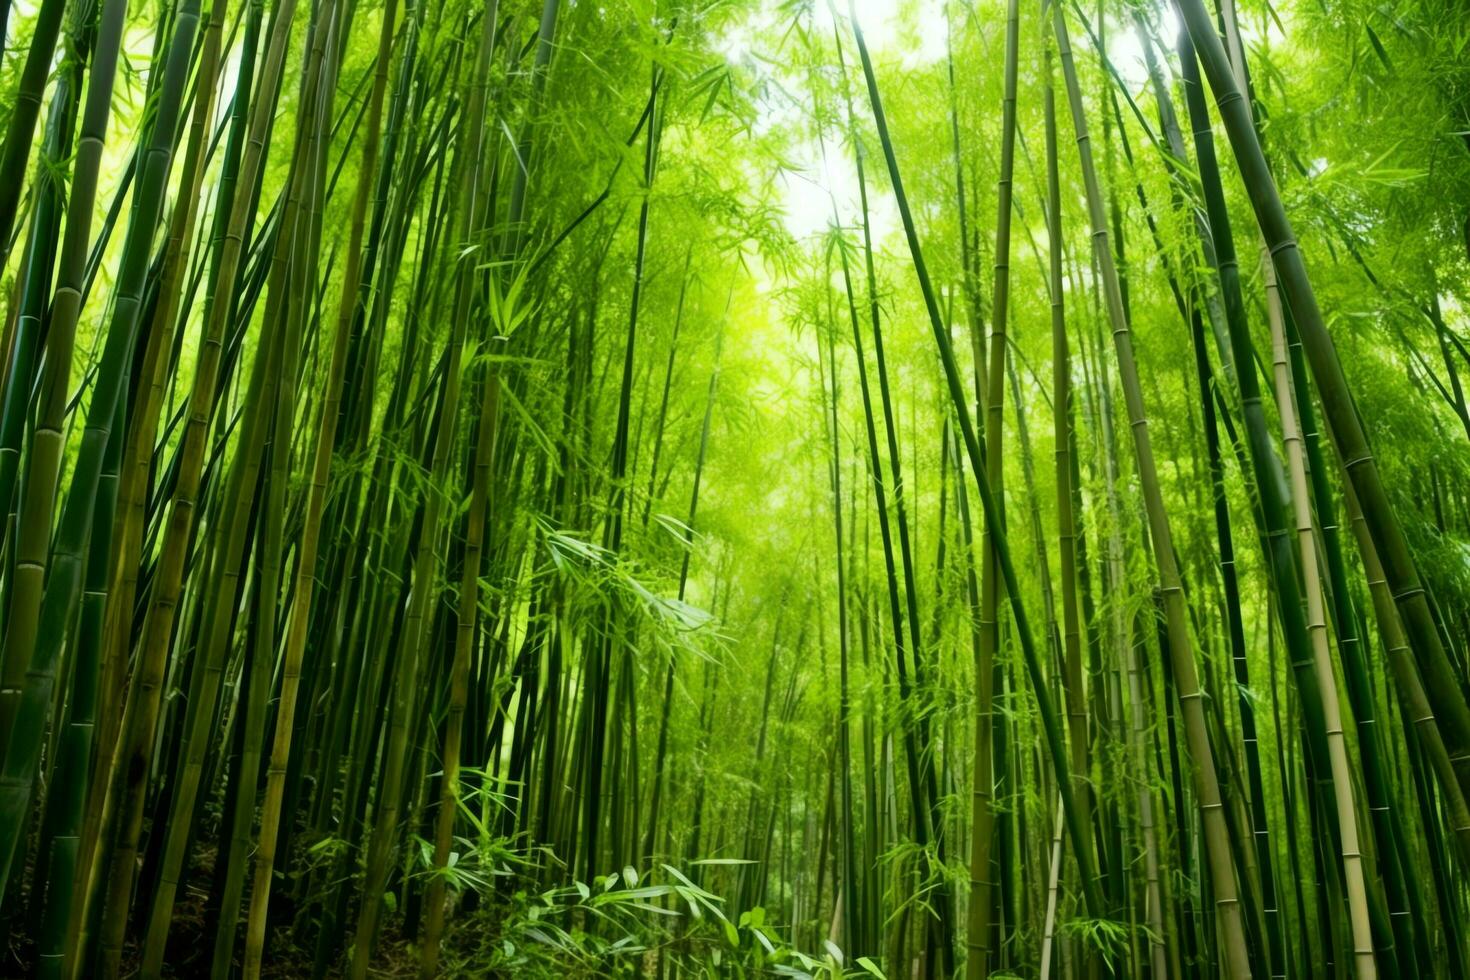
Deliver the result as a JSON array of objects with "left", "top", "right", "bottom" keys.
[{"left": 0, "top": 0, "right": 1468, "bottom": 974}]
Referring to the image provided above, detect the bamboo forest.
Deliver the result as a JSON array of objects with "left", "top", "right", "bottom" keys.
[{"left": 4, "top": 0, "right": 1470, "bottom": 974}]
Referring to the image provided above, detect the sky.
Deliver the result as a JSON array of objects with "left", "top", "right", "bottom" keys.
[{"left": 716, "top": 0, "right": 1181, "bottom": 252}]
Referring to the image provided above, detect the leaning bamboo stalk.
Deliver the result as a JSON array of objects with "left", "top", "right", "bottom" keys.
[
  {"left": 94, "top": 0, "right": 265, "bottom": 796},
  {"left": 968, "top": 0, "right": 1020, "bottom": 970},
  {"left": 1038, "top": 794, "right": 1065, "bottom": 980},
  {"left": 31, "top": 397, "right": 123, "bottom": 980},
  {"left": 852, "top": 118, "right": 957, "bottom": 972},
  {"left": 0, "top": 54, "right": 80, "bottom": 669},
  {"left": 1041, "top": 18, "right": 1094, "bottom": 916},
  {"left": 234, "top": 1, "right": 400, "bottom": 972},
  {"left": 1149, "top": 22, "right": 1370, "bottom": 976},
  {"left": 190, "top": 13, "right": 272, "bottom": 969},
  {"left": 94, "top": 2, "right": 333, "bottom": 971},
  {"left": 42, "top": 0, "right": 214, "bottom": 963},
  {"left": 0, "top": 0, "right": 124, "bottom": 808},
  {"left": 184, "top": 6, "right": 330, "bottom": 972},
  {"left": 847, "top": 0, "right": 1104, "bottom": 935},
  {"left": 0, "top": 0, "right": 202, "bottom": 905},
  {"left": 293, "top": 72, "right": 434, "bottom": 946},
  {"left": 832, "top": 193, "right": 938, "bottom": 881},
  {"left": 161, "top": 19, "right": 357, "bottom": 971},
  {"left": 1266, "top": 247, "right": 1377, "bottom": 977},
  {"left": 344, "top": 5, "right": 497, "bottom": 973},
  {"left": 825, "top": 18, "right": 954, "bottom": 963},
  {"left": 1047, "top": 3, "right": 1250, "bottom": 972},
  {"left": 1284, "top": 294, "right": 1424, "bottom": 967},
  {"left": 1118, "top": 564, "right": 1167, "bottom": 977},
  {"left": 1175, "top": 0, "right": 1470, "bottom": 808},
  {"left": 0, "top": 0, "right": 69, "bottom": 269},
  {"left": 1174, "top": 7, "right": 1389, "bottom": 968},
  {"left": 1342, "top": 456, "right": 1470, "bottom": 861},
  {"left": 1123, "top": 23, "right": 1294, "bottom": 974},
  {"left": 818, "top": 303, "right": 862, "bottom": 954},
  {"left": 0, "top": 24, "right": 87, "bottom": 735}
]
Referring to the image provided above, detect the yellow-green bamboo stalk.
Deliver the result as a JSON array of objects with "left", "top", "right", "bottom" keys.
[{"left": 1049, "top": 4, "right": 1250, "bottom": 973}]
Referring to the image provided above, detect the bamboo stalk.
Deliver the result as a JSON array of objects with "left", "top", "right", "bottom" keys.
[{"left": 1048, "top": 4, "right": 1250, "bottom": 972}]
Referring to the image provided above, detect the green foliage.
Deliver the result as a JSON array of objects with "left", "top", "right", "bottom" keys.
[{"left": 1, "top": 0, "right": 1468, "bottom": 976}]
